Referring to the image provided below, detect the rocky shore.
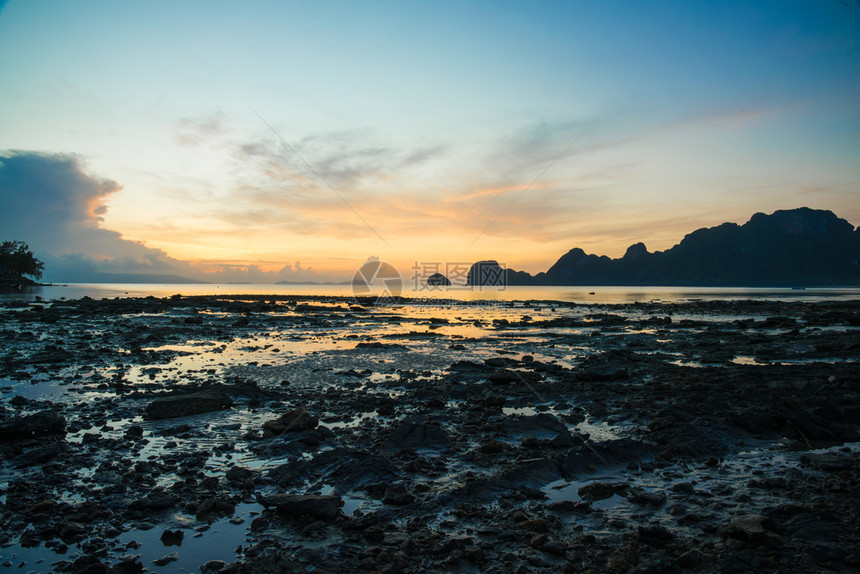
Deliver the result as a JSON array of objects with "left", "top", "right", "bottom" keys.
[{"left": 0, "top": 294, "right": 858, "bottom": 573}]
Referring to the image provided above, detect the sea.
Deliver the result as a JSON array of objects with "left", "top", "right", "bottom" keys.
[{"left": 3, "top": 283, "right": 860, "bottom": 304}]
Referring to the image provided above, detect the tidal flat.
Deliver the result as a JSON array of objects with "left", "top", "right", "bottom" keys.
[{"left": 0, "top": 294, "right": 859, "bottom": 573}]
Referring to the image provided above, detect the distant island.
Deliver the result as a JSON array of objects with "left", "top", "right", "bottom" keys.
[
  {"left": 8, "top": 207, "right": 859, "bottom": 289},
  {"left": 471, "top": 208, "right": 860, "bottom": 287}
]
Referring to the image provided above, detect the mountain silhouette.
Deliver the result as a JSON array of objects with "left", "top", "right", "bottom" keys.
[{"left": 507, "top": 208, "right": 860, "bottom": 286}]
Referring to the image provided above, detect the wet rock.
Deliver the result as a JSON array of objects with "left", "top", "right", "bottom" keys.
[
  {"left": 524, "top": 518, "right": 549, "bottom": 532},
  {"left": 111, "top": 557, "right": 143, "bottom": 573},
  {"left": 606, "top": 544, "right": 639, "bottom": 574},
  {"left": 724, "top": 513, "right": 783, "bottom": 547},
  {"left": 70, "top": 555, "right": 109, "bottom": 574},
  {"left": 638, "top": 524, "right": 674, "bottom": 547},
  {"left": 649, "top": 421, "right": 731, "bottom": 460},
  {"left": 626, "top": 486, "right": 667, "bottom": 506},
  {"left": 384, "top": 418, "right": 449, "bottom": 449},
  {"left": 132, "top": 488, "right": 178, "bottom": 510},
  {"left": 201, "top": 560, "right": 227, "bottom": 572},
  {"left": 153, "top": 552, "right": 178, "bottom": 566},
  {"left": 160, "top": 529, "right": 184, "bottom": 546},
  {"left": 780, "top": 399, "right": 836, "bottom": 440},
  {"left": 456, "top": 457, "right": 559, "bottom": 500},
  {"left": 0, "top": 410, "right": 66, "bottom": 440},
  {"left": 225, "top": 466, "right": 256, "bottom": 483},
  {"left": 546, "top": 500, "right": 593, "bottom": 514},
  {"left": 59, "top": 521, "right": 87, "bottom": 541},
  {"left": 194, "top": 496, "right": 236, "bottom": 521},
  {"left": 382, "top": 486, "right": 414, "bottom": 506},
  {"left": 25, "top": 498, "right": 59, "bottom": 522},
  {"left": 269, "top": 447, "right": 399, "bottom": 490},
  {"left": 463, "top": 544, "right": 484, "bottom": 563},
  {"left": 485, "top": 357, "right": 519, "bottom": 368},
  {"left": 488, "top": 369, "right": 520, "bottom": 385},
  {"left": 730, "top": 407, "right": 783, "bottom": 433},
  {"left": 677, "top": 548, "right": 702, "bottom": 569},
  {"left": 258, "top": 494, "right": 342, "bottom": 521},
  {"left": 262, "top": 408, "right": 318, "bottom": 436},
  {"left": 557, "top": 438, "right": 653, "bottom": 476},
  {"left": 800, "top": 452, "right": 854, "bottom": 471},
  {"left": 578, "top": 481, "right": 627, "bottom": 501},
  {"left": 15, "top": 442, "right": 67, "bottom": 467},
  {"left": 549, "top": 430, "right": 583, "bottom": 449},
  {"left": 144, "top": 391, "right": 232, "bottom": 420},
  {"left": 501, "top": 413, "right": 567, "bottom": 437}
]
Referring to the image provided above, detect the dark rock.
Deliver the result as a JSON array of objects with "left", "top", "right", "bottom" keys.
[
  {"left": 0, "top": 410, "right": 66, "bottom": 440},
  {"left": 638, "top": 524, "right": 674, "bottom": 547},
  {"left": 269, "top": 447, "right": 399, "bottom": 490},
  {"left": 225, "top": 466, "right": 256, "bottom": 482},
  {"left": 488, "top": 368, "right": 521, "bottom": 385},
  {"left": 110, "top": 557, "right": 143, "bottom": 574},
  {"left": 626, "top": 486, "right": 667, "bottom": 506},
  {"left": 578, "top": 482, "right": 627, "bottom": 501},
  {"left": 549, "top": 430, "right": 583, "bottom": 449},
  {"left": 258, "top": 494, "right": 342, "bottom": 521},
  {"left": 677, "top": 549, "right": 702, "bottom": 569},
  {"left": 15, "top": 442, "right": 67, "bottom": 467},
  {"left": 152, "top": 552, "right": 178, "bottom": 567},
  {"left": 546, "top": 500, "right": 593, "bottom": 514},
  {"left": 384, "top": 418, "right": 449, "bottom": 449},
  {"left": 160, "top": 529, "right": 184, "bottom": 546},
  {"left": 132, "top": 489, "right": 178, "bottom": 510},
  {"left": 262, "top": 408, "right": 318, "bottom": 436},
  {"left": 606, "top": 544, "right": 639, "bottom": 574},
  {"left": 557, "top": 438, "right": 653, "bottom": 477},
  {"left": 578, "top": 365, "right": 628, "bottom": 382},
  {"left": 382, "top": 486, "right": 414, "bottom": 506},
  {"left": 800, "top": 452, "right": 854, "bottom": 471},
  {"left": 59, "top": 521, "right": 87, "bottom": 541},
  {"left": 501, "top": 413, "right": 567, "bottom": 437},
  {"left": 723, "top": 514, "right": 784, "bottom": 547},
  {"left": 71, "top": 555, "right": 108, "bottom": 574},
  {"left": 144, "top": 391, "right": 232, "bottom": 420},
  {"left": 649, "top": 421, "right": 732, "bottom": 460}
]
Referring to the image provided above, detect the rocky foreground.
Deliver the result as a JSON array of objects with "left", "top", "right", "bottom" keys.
[{"left": 0, "top": 294, "right": 859, "bottom": 573}]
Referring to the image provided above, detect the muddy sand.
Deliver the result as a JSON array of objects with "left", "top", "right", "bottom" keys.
[{"left": 0, "top": 294, "right": 859, "bottom": 573}]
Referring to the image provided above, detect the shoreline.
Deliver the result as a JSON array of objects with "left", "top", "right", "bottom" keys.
[{"left": 0, "top": 295, "right": 858, "bottom": 572}]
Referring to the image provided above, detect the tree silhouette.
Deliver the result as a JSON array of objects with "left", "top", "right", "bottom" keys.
[{"left": 0, "top": 241, "right": 45, "bottom": 280}]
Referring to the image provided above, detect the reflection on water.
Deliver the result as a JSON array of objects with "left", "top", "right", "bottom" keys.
[{"left": 5, "top": 283, "right": 860, "bottom": 304}]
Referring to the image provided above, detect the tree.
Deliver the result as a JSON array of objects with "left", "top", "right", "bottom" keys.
[{"left": 0, "top": 241, "right": 45, "bottom": 280}]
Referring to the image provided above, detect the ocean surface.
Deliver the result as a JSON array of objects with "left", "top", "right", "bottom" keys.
[{"left": 4, "top": 283, "right": 860, "bottom": 304}]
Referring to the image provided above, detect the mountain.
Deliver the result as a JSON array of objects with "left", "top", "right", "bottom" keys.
[{"left": 512, "top": 208, "right": 860, "bottom": 287}]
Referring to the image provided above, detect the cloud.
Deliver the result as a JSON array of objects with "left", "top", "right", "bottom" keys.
[
  {"left": 175, "top": 112, "right": 229, "bottom": 147},
  {"left": 0, "top": 150, "right": 341, "bottom": 283}
]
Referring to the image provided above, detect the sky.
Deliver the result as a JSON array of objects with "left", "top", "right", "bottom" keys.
[{"left": 1, "top": 0, "right": 858, "bottom": 283}]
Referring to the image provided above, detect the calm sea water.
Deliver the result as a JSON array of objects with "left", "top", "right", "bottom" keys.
[{"left": 3, "top": 283, "right": 859, "bottom": 304}]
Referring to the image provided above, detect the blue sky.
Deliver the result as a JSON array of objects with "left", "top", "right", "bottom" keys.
[{"left": 0, "top": 0, "right": 858, "bottom": 281}]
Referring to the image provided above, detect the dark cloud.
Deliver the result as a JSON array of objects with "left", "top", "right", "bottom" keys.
[
  {"left": 0, "top": 151, "right": 334, "bottom": 283},
  {"left": 0, "top": 151, "right": 194, "bottom": 280}
]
